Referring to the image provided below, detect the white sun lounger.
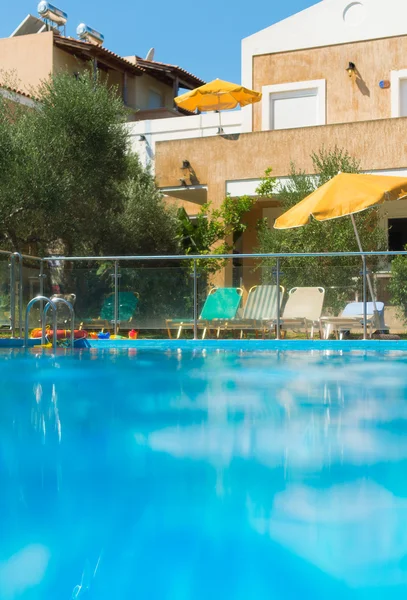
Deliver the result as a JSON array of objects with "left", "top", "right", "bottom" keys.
[
  {"left": 321, "top": 301, "right": 386, "bottom": 339},
  {"left": 272, "top": 287, "right": 325, "bottom": 339},
  {"left": 223, "top": 284, "right": 285, "bottom": 338}
]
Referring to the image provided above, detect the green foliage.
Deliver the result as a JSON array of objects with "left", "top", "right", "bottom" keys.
[
  {"left": 389, "top": 253, "right": 407, "bottom": 323},
  {"left": 0, "top": 71, "right": 186, "bottom": 328},
  {"left": 0, "top": 70, "right": 178, "bottom": 259},
  {"left": 177, "top": 194, "right": 257, "bottom": 273},
  {"left": 256, "top": 147, "right": 387, "bottom": 313},
  {"left": 256, "top": 167, "right": 276, "bottom": 197}
]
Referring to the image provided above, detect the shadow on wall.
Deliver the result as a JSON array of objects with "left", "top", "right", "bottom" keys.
[
  {"left": 219, "top": 133, "right": 241, "bottom": 141},
  {"left": 355, "top": 68, "right": 370, "bottom": 97}
]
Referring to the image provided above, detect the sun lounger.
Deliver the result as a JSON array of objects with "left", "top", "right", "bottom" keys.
[
  {"left": 81, "top": 291, "right": 139, "bottom": 330},
  {"left": 273, "top": 286, "right": 325, "bottom": 339},
  {"left": 166, "top": 287, "right": 243, "bottom": 339},
  {"left": 223, "top": 284, "right": 284, "bottom": 338},
  {"left": 321, "top": 301, "right": 386, "bottom": 339}
]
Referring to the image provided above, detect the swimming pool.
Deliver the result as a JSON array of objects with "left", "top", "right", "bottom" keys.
[{"left": 1, "top": 345, "right": 407, "bottom": 599}]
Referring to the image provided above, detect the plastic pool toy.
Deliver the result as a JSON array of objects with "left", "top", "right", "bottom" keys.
[
  {"left": 31, "top": 328, "right": 87, "bottom": 340},
  {"left": 98, "top": 331, "right": 110, "bottom": 339},
  {"left": 129, "top": 329, "right": 138, "bottom": 339}
]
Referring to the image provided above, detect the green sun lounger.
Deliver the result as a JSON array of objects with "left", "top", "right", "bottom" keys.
[
  {"left": 166, "top": 287, "right": 243, "bottom": 339},
  {"left": 82, "top": 291, "right": 139, "bottom": 330}
]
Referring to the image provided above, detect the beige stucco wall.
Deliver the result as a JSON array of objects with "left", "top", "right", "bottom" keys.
[
  {"left": 0, "top": 31, "right": 174, "bottom": 114},
  {"left": 53, "top": 50, "right": 173, "bottom": 111},
  {"left": 0, "top": 31, "right": 54, "bottom": 94},
  {"left": 53, "top": 46, "right": 87, "bottom": 76},
  {"left": 135, "top": 73, "right": 174, "bottom": 111},
  {"left": 252, "top": 35, "right": 407, "bottom": 131},
  {"left": 53, "top": 46, "right": 132, "bottom": 104},
  {"left": 155, "top": 117, "right": 407, "bottom": 202}
]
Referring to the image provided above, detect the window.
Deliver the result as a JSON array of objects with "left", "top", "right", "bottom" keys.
[
  {"left": 148, "top": 90, "right": 163, "bottom": 109},
  {"left": 400, "top": 79, "right": 407, "bottom": 117},
  {"left": 262, "top": 80, "right": 326, "bottom": 131},
  {"left": 388, "top": 218, "right": 407, "bottom": 251},
  {"left": 391, "top": 69, "right": 407, "bottom": 117}
]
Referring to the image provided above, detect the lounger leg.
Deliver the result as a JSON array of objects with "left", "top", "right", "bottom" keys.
[
  {"left": 202, "top": 327, "right": 207, "bottom": 340},
  {"left": 166, "top": 320, "right": 172, "bottom": 339},
  {"left": 177, "top": 325, "right": 183, "bottom": 339}
]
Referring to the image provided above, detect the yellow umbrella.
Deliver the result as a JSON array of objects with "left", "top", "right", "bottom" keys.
[
  {"left": 274, "top": 172, "right": 407, "bottom": 308},
  {"left": 175, "top": 78, "right": 262, "bottom": 132}
]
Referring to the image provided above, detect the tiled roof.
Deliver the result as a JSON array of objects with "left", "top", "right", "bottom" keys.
[
  {"left": 53, "top": 35, "right": 145, "bottom": 76},
  {"left": 134, "top": 57, "right": 205, "bottom": 89},
  {"left": 0, "top": 85, "right": 35, "bottom": 100},
  {"left": 53, "top": 34, "right": 204, "bottom": 89}
]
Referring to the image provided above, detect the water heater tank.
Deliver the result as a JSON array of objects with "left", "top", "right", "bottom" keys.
[
  {"left": 76, "top": 23, "right": 104, "bottom": 46},
  {"left": 37, "top": 1, "right": 68, "bottom": 25}
]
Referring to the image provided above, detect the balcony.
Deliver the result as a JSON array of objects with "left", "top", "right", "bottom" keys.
[
  {"left": 126, "top": 110, "right": 243, "bottom": 171},
  {"left": 151, "top": 116, "right": 407, "bottom": 205}
]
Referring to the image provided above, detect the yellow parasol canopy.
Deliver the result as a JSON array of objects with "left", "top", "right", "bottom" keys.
[
  {"left": 174, "top": 78, "right": 262, "bottom": 112},
  {"left": 274, "top": 172, "right": 407, "bottom": 311},
  {"left": 274, "top": 172, "right": 407, "bottom": 230}
]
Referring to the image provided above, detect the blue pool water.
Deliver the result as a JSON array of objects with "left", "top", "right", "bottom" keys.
[{"left": 1, "top": 346, "right": 407, "bottom": 599}]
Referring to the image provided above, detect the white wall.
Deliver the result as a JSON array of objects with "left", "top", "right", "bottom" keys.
[
  {"left": 127, "top": 110, "right": 242, "bottom": 170},
  {"left": 226, "top": 169, "right": 407, "bottom": 198}
]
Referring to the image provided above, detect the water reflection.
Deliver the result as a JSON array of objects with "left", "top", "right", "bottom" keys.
[
  {"left": 1, "top": 349, "right": 407, "bottom": 598},
  {"left": 248, "top": 481, "right": 407, "bottom": 588}
]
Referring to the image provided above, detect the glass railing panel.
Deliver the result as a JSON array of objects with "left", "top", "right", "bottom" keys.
[
  {"left": 43, "top": 261, "right": 114, "bottom": 332},
  {"left": 0, "top": 255, "right": 11, "bottom": 331},
  {"left": 119, "top": 261, "right": 196, "bottom": 338},
  {"left": 374, "top": 254, "right": 407, "bottom": 337}
]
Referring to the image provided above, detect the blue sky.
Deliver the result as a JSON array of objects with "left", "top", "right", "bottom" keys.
[{"left": 1, "top": 0, "right": 319, "bottom": 83}]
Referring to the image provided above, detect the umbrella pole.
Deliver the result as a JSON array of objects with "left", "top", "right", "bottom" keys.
[
  {"left": 350, "top": 214, "right": 379, "bottom": 333},
  {"left": 217, "top": 110, "right": 222, "bottom": 134}
]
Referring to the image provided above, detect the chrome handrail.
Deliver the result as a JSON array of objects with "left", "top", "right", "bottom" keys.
[
  {"left": 24, "top": 296, "right": 57, "bottom": 350},
  {"left": 43, "top": 297, "right": 75, "bottom": 349},
  {"left": 40, "top": 250, "right": 407, "bottom": 261}
]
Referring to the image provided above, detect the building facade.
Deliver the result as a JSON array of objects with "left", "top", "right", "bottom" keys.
[
  {"left": 128, "top": 0, "right": 407, "bottom": 265},
  {"left": 0, "top": 14, "right": 204, "bottom": 121}
]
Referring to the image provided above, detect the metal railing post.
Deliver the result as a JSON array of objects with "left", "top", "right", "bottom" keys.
[
  {"left": 362, "top": 255, "right": 367, "bottom": 341},
  {"left": 276, "top": 258, "right": 281, "bottom": 340},
  {"left": 15, "top": 253, "right": 23, "bottom": 338},
  {"left": 9, "top": 254, "right": 15, "bottom": 338},
  {"left": 193, "top": 260, "right": 198, "bottom": 340},
  {"left": 10, "top": 253, "right": 23, "bottom": 338},
  {"left": 39, "top": 260, "right": 45, "bottom": 332},
  {"left": 114, "top": 261, "right": 119, "bottom": 336}
]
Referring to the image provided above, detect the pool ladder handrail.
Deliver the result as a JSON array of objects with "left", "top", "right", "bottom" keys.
[
  {"left": 24, "top": 296, "right": 58, "bottom": 350},
  {"left": 43, "top": 297, "right": 75, "bottom": 349},
  {"left": 24, "top": 296, "right": 76, "bottom": 350}
]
